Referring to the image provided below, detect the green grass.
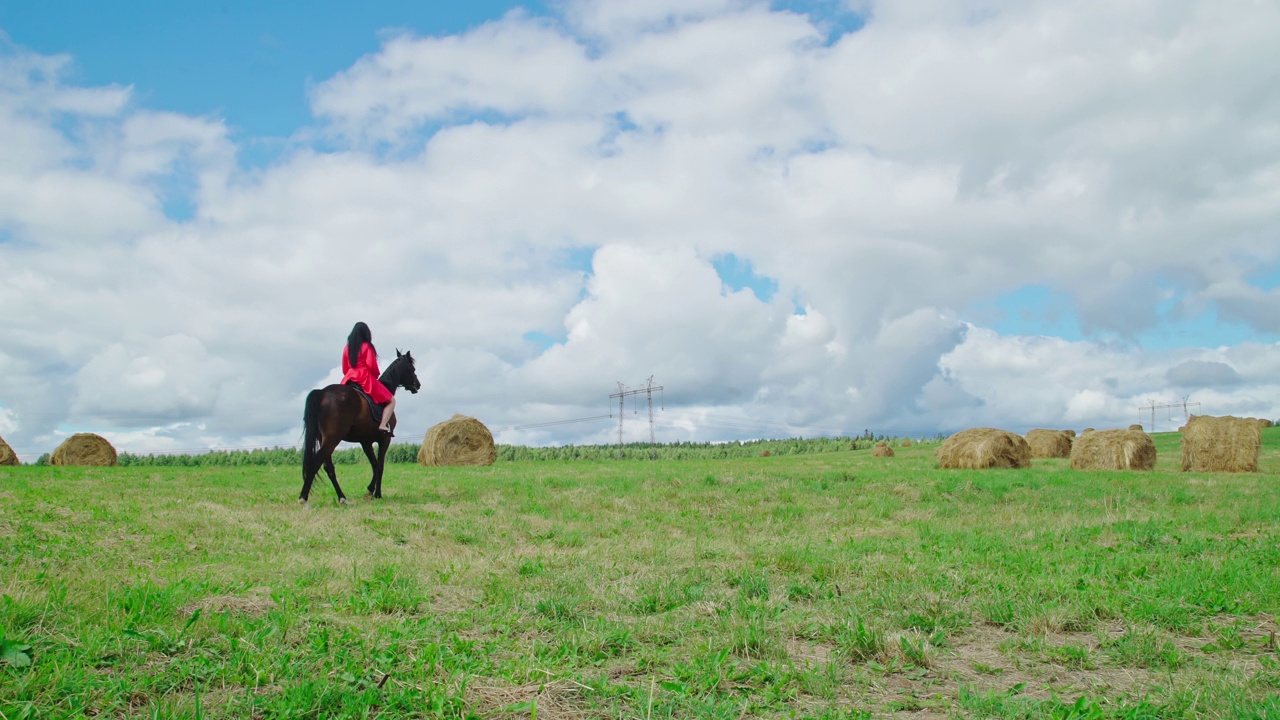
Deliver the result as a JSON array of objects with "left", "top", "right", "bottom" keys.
[{"left": 2, "top": 429, "right": 1279, "bottom": 718}]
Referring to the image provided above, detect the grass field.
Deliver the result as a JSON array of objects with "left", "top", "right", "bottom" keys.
[{"left": 2, "top": 430, "right": 1280, "bottom": 718}]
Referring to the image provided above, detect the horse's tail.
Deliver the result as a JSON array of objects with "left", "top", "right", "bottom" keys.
[{"left": 302, "top": 389, "right": 323, "bottom": 478}]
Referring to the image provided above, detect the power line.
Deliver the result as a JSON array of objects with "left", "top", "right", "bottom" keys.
[
  {"left": 1137, "top": 396, "right": 1200, "bottom": 433},
  {"left": 662, "top": 408, "right": 844, "bottom": 431},
  {"left": 653, "top": 419, "right": 848, "bottom": 438},
  {"left": 501, "top": 406, "right": 848, "bottom": 442},
  {"left": 615, "top": 382, "right": 625, "bottom": 458},
  {"left": 610, "top": 377, "right": 665, "bottom": 459},
  {"left": 659, "top": 409, "right": 850, "bottom": 437},
  {"left": 505, "top": 415, "right": 613, "bottom": 431}
]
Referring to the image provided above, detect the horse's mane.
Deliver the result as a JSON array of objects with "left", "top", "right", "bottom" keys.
[{"left": 380, "top": 350, "right": 414, "bottom": 384}]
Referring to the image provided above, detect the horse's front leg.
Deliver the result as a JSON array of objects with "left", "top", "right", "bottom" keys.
[
  {"left": 323, "top": 457, "right": 350, "bottom": 505},
  {"left": 360, "top": 441, "right": 379, "bottom": 499}
]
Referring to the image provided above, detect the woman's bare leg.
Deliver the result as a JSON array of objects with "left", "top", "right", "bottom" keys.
[{"left": 378, "top": 396, "right": 396, "bottom": 433}]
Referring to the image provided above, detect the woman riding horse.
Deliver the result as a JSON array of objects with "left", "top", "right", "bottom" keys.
[{"left": 301, "top": 324, "right": 420, "bottom": 504}]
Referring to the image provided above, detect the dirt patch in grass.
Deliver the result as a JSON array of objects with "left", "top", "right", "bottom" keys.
[
  {"left": 787, "top": 638, "right": 838, "bottom": 665},
  {"left": 1169, "top": 613, "right": 1279, "bottom": 671},
  {"left": 947, "top": 626, "right": 1159, "bottom": 697},
  {"left": 179, "top": 587, "right": 277, "bottom": 617},
  {"left": 891, "top": 507, "right": 936, "bottom": 523},
  {"left": 843, "top": 625, "right": 1172, "bottom": 716},
  {"left": 837, "top": 617, "right": 1280, "bottom": 717},
  {"left": 97, "top": 529, "right": 152, "bottom": 549},
  {"left": 469, "top": 677, "right": 593, "bottom": 719}
]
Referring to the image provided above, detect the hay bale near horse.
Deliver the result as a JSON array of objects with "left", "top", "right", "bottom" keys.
[
  {"left": 1128, "top": 424, "right": 1146, "bottom": 432},
  {"left": 1181, "top": 415, "right": 1260, "bottom": 473},
  {"left": 1255, "top": 418, "right": 1274, "bottom": 429},
  {"left": 418, "top": 414, "right": 497, "bottom": 467},
  {"left": 1063, "top": 429, "right": 1076, "bottom": 438},
  {"left": 1025, "top": 429, "right": 1072, "bottom": 458},
  {"left": 0, "top": 435, "right": 18, "bottom": 466},
  {"left": 872, "top": 441, "right": 895, "bottom": 458},
  {"left": 50, "top": 433, "right": 117, "bottom": 466},
  {"left": 1069, "top": 429, "right": 1155, "bottom": 471},
  {"left": 936, "top": 428, "right": 1031, "bottom": 469},
  {"left": 900, "top": 438, "right": 915, "bottom": 447}
]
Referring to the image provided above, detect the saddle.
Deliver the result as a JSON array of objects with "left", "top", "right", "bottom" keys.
[{"left": 344, "top": 381, "right": 385, "bottom": 427}]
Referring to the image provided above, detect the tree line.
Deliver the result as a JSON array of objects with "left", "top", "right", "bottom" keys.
[{"left": 75, "top": 432, "right": 929, "bottom": 467}]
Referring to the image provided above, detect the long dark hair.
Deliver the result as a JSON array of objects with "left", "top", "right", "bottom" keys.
[{"left": 347, "top": 322, "right": 375, "bottom": 367}]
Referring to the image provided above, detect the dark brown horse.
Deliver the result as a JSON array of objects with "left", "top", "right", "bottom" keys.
[{"left": 300, "top": 350, "right": 420, "bottom": 505}]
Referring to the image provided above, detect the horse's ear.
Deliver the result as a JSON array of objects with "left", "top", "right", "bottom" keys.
[{"left": 396, "top": 348, "right": 402, "bottom": 358}]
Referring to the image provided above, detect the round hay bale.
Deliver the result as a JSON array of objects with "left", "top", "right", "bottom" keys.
[
  {"left": 935, "top": 428, "right": 1031, "bottom": 470},
  {"left": 759, "top": 450, "right": 772, "bottom": 457},
  {"left": 1025, "top": 429, "right": 1072, "bottom": 458},
  {"left": 900, "top": 438, "right": 915, "bottom": 447},
  {"left": 0, "top": 435, "right": 18, "bottom": 466},
  {"left": 1069, "top": 429, "right": 1155, "bottom": 471},
  {"left": 417, "top": 414, "right": 496, "bottom": 467},
  {"left": 872, "top": 443, "right": 895, "bottom": 458},
  {"left": 1180, "top": 415, "right": 1259, "bottom": 473},
  {"left": 1255, "top": 418, "right": 1273, "bottom": 429},
  {"left": 50, "top": 433, "right": 117, "bottom": 467},
  {"left": 1128, "top": 424, "right": 1146, "bottom": 432},
  {"left": 1081, "top": 428, "right": 1095, "bottom": 434},
  {"left": 1063, "top": 429, "right": 1076, "bottom": 438}
]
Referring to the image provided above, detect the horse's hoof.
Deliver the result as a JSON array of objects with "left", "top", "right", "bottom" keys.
[
  {"left": 338, "top": 498, "right": 351, "bottom": 506},
  {"left": 298, "top": 499, "right": 309, "bottom": 507},
  {"left": 364, "top": 491, "right": 374, "bottom": 500}
]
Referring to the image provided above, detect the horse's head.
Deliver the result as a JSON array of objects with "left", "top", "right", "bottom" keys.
[{"left": 393, "top": 349, "right": 421, "bottom": 394}]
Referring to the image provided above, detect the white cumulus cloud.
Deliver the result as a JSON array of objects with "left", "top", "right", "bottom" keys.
[{"left": 0, "top": 0, "right": 1278, "bottom": 461}]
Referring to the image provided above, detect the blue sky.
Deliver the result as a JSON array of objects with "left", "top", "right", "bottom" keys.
[
  {"left": 0, "top": 1, "right": 549, "bottom": 138},
  {"left": 0, "top": 0, "right": 1277, "bottom": 458},
  {"left": 0, "top": 0, "right": 860, "bottom": 139},
  {"left": 3, "top": 3, "right": 1275, "bottom": 345},
  {"left": 972, "top": 284, "right": 1271, "bottom": 351},
  {"left": 6, "top": 0, "right": 1253, "bottom": 350}
]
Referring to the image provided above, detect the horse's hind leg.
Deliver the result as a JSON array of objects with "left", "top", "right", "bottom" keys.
[
  {"left": 323, "top": 456, "right": 350, "bottom": 505},
  {"left": 300, "top": 462, "right": 318, "bottom": 504},
  {"left": 360, "top": 441, "right": 379, "bottom": 499},
  {"left": 372, "top": 438, "right": 391, "bottom": 499},
  {"left": 301, "top": 451, "right": 324, "bottom": 504}
]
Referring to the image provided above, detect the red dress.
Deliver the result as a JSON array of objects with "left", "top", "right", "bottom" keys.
[{"left": 340, "top": 342, "right": 393, "bottom": 404}]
